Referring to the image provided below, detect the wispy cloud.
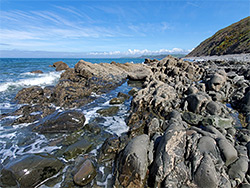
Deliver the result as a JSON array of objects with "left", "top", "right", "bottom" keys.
[{"left": 0, "top": 7, "right": 126, "bottom": 49}]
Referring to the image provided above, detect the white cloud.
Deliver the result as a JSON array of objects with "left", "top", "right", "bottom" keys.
[{"left": 88, "top": 48, "right": 189, "bottom": 56}]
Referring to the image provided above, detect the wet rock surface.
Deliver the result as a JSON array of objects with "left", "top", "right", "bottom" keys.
[{"left": 0, "top": 153, "right": 64, "bottom": 188}]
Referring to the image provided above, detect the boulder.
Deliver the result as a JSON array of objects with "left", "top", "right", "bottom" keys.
[
  {"left": 150, "top": 129, "right": 189, "bottom": 187},
  {"left": 0, "top": 154, "right": 64, "bottom": 188},
  {"left": 117, "top": 92, "right": 130, "bottom": 100},
  {"left": 186, "top": 92, "right": 211, "bottom": 114},
  {"left": 109, "top": 97, "right": 125, "bottom": 105},
  {"left": 241, "top": 91, "right": 250, "bottom": 113},
  {"left": 206, "top": 101, "right": 222, "bottom": 115},
  {"left": 96, "top": 106, "right": 119, "bottom": 116},
  {"left": 51, "top": 61, "right": 69, "bottom": 71},
  {"left": 194, "top": 153, "right": 219, "bottom": 188},
  {"left": 202, "top": 115, "right": 233, "bottom": 129},
  {"left": 182, "top": 111, "right": 202, "bottom": 126},
  {"left": 217, "top": 138, "right": 238, "bottom": 166},
  {"left": 98, "top": 136, "right": 120, "bottom": 162},
  {"left": 33, "top": 110, "right": 85, "bottom": 133},
  {"left": 207, "top": 72, "right": 226, "bottom": 91},
  {"left": 73, "top": 159, "right": 96, "bottom": 186},
  {"left": 116, "top": 134, "right": 149, "bottom": 188},
  {"left": 197, "top": 136, "right": 218, "bottom": 158},
  {"left": 128, "top": 67, "right": 152, "bottom": 81},
  {"left": 228, "top": 156, "right": 248, "bottom": 184}
]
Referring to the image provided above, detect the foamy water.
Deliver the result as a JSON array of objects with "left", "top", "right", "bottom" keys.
[{"left": 0, "top": 58, "right": 139, "bottom": 187}]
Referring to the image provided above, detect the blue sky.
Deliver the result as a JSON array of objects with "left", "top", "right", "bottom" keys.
[{"left": 0, "top": 0, "right": 249, "bottom": 57}]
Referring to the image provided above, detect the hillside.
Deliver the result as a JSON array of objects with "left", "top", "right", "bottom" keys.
[{"left": 187, "top": 16, "right": 250, "bottom": 57}]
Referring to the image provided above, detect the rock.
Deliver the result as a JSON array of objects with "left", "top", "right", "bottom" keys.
[
  {"left": 146, "top": 117, "right": 160, "bottom": 136},
  {"left": 197, "top": 136, "right": 218, "bottom": 158},
  {"left": 96, "top": 106, "right": 119, "bottom": 116},
  {"left": 33, "top": 110, "right": 85, "bottom": 133},
  {"left": 206, "top": 101, "right": 222, "bottom": 115},
  {"left": 117, "top": 92, "right": 130, "bottom": 100},
  {"left": 109, "top": 97, "right": 125, "bottom": 105},
  {"left": 128, "top": 67, "right": 152, "bottom": 81},
  {"left": 51, "top": 61, "right": 69, "bottom": 71},
  {"left": 228, "top": 156, "right": 248, "bottom": 184},
  {"left": 207, "top": 72, "right": 226, "bottom": 92},
  {"left": 241, "top": 91, "right": 250, "bottom": 113},
  {"left": 185, "top": 86, "right": 199, "bottom": 95},
  {"left": 0, "top": 154, "right": 64, "bottom": 188},
  {"left": 116, "top": 134, "right": 149, "bottom": 188},
  {"left": 202, "top": 115, "right": 233, "bottom": 129},
  {"left": 217, "top": 138, "right": 238, "bottom": 166},
  {"left": 31, "top": 70, "right": 43, "bottom": 74},
  {"left": 186, "top": 92, "right": 211, "bottom": 114},
  {"left": 15, "top": 86, "right": 44, "bottom": 104},
  {"left": 182, "top": 111, "right": 202, "bottom": 126},
  {"left": 150, "top": 130, "right": 189, "bottom": 187},
  {"left": 98, "top": 136, "right": 120, "bottom": 162},
  {"left": 73, "top": 159, "right": 96, "bottom": 186},
  {"left": 63, "top": 138, "right": 93, "bottom": 160},
  {"left": 194, "top": 153, "right": 219, "bottom": 188},
  {"left": 128, "top": 88, "right": 138, "bottom": 96}
]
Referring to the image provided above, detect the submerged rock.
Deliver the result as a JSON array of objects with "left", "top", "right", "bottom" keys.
[
  {"left": 96, "top": 106, "right": 119, "bottom": 116},
  {"left": 0, "top": 154, "right": 64, "bottom": 188},
  {"left": 31, "top": 70, "right": 43, "bottom": 74},
  {"left": 63, "top": 138, "right": 93, "bottom": 160},
  {"left": 33, "top": 110, "right": 85, "bottom": 133}
]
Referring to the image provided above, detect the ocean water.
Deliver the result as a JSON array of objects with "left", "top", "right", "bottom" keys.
[{"left": 0, "top": 58, "right": 144, "bottom": 187}]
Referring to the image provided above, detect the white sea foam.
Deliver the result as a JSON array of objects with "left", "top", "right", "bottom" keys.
[
  {"left": 104, "top": 116, "right": 129, "bottom": 136},
  {"left": 97, "top": 174, "right": 112, "bottom": 188},
  {"left": 0, "top": 71, "right": 61, "bottom": 92}
]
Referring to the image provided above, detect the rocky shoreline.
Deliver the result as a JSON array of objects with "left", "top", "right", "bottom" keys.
[{"left": 1, "top": 56, "right": 250, "bottom": 187}]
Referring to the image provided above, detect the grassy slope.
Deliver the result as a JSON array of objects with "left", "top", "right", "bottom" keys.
[{"left": 187, "top": 16, "right": 250, "bottom": 57}]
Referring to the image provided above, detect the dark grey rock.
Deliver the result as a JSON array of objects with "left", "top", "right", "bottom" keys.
[
  {"left": 198, "top": 136, "right": 218, "bottom": 158},
  {"left": 182, "top": 111, "right": 202, "bottom": 126},
  {"left": 228, "top": 156, "right": 248, "bottom": 184},
  {"left": 116, "top": 134, "right": 149, "bottom": 188},
  {"left": 217, "top": 138, "right": 237, "bottom": 166},
  {"left": 194, "top": 153, "right": 219, "bottom": 188},
  {"left": 186, "top": 92, "right": 211, "bottom": 114},
  {"left": 206, "top": 101, "right": 222, "bottom": 115}
]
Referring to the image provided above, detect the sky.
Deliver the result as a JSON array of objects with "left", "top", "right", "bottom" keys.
[{"left": 0, "top": 0, "right": 249, "bottom": 58}]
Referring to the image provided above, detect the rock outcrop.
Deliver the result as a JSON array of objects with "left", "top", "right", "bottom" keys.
[{"left": 113, "top": 55, "right": 250, "bottom": 188}]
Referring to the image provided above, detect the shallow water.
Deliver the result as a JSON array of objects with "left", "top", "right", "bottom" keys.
[{"left": 0, "top": 58, "right": 143, "bottom": 187}]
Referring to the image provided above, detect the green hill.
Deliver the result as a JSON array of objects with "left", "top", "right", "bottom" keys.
[{"left": 187, "top": 16, "right": 250, "bottom": 57}]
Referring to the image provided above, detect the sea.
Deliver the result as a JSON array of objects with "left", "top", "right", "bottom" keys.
[{"left": 0, "top": 58, "right": 144, "bottom": 187}]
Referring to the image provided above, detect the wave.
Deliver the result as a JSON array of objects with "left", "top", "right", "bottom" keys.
[{"left": 0, "top": 71, "right": 61, "bottom": 92}]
